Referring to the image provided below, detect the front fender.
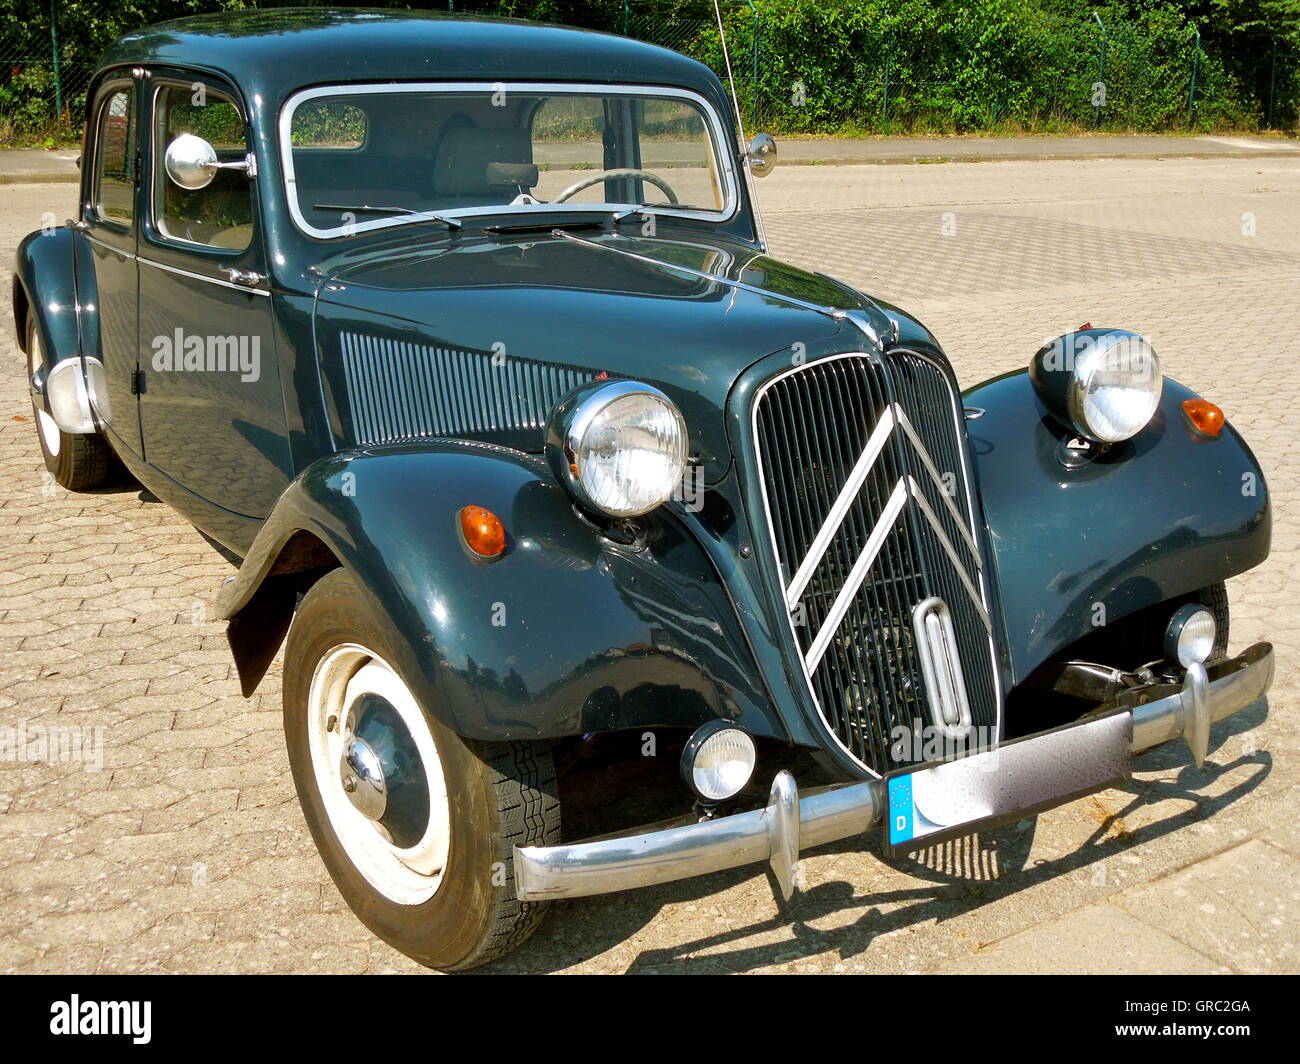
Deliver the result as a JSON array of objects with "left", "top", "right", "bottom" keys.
[
  {"left": 219, "top": 441, "right": 787, "bottom": 743},
  {"left": 964, "top": 370, "right": 1270, "bottom": 682}
]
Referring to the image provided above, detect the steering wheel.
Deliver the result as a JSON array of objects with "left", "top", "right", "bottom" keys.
[{"left": 553, "top": 168, "right": 679, "bottom": 205}]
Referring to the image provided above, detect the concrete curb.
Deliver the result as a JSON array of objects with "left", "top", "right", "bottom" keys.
[
  {"left": 0, "top": 172, "right": 80, "bottom": 185},
  {"left": 779, "top": 149, "right": 1300, "bottom": 166},
  {"left": 0, "top": 137, "right": 1295, "bottom": 182}
]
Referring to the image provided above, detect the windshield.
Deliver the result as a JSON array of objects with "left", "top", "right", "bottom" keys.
[{"left": 280, "top": 82, "right": 737, "bottom": 238}]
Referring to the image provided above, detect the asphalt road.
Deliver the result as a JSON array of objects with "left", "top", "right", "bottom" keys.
[{"left": 1, "top": 153, "right": 1297, "bottom": 973}]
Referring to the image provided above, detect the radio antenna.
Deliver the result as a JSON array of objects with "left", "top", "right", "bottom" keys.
[
  {"left": 712, "top": 0, "right": 767, "bottom": 247},
  {"left": 712, "top": 0, "right": 748, "bottom": 147}
]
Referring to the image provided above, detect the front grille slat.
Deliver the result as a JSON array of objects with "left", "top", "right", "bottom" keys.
[{"left": 753, "top": 352, "right": 1000, "bottom": 776}]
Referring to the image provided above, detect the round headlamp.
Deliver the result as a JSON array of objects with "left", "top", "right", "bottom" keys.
[
  {"left": 680, "top": 721, "right": 757, "bottom": 803},
  {"left": 1165, "top": 604, "right": 1217, "bottom": 668},
  {"left": 1031, "top": 330, "right": 1163, "bottom": 444},
  {"left": 547, "top": 380, "right": 688, "bottom": 518}
]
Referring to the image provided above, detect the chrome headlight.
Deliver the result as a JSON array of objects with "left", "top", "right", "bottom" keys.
[
  {"left": 1031, "top": 330, "right": 1163, "bottom": 444},
  {"left": 547, "top": 380, "right": 688, "bottom": 518}
]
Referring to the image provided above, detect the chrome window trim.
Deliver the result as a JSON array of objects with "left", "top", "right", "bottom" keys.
[
  {"left": 87, "top": 79, "right": 138, "bottom": 233},
  {"left": 148, "top": 80, "right": 256, "bottom": 254},
  {"left": 278, "top": 81, "right": 740, "bottom": 240},
  {"left": 749, "top": 350, "right": 1004, "bottom": 778}
]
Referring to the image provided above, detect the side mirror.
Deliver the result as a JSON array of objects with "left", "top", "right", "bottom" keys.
[
  {"left": 746, "top": 133, "right": 777, "bottom": 178},
  {"left": 164, "top": 132, "right": 255, "bottom": 190}
]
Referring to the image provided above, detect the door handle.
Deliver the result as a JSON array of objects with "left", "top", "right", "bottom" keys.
[{"left": 221, "top": 267, "right": 264, "bottom": 287}]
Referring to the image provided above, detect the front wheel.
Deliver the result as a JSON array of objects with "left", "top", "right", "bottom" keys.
[{"left": 283, "top": 568, "right": 560, "bottom": 970}]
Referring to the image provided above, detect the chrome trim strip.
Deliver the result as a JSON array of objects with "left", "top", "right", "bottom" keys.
[
  {"left": 784, "top": 406, "right": 896, "bottom": 608},
  {"left": 137, "top": 255, "right": 271, "bottom": 297},
  {"left": 279, "top": 81, "right": 741, "bottom": 240},
  {"left": 85, "top": 233, "right": 270, "bottom": 296},
  {"left": 85, "top": 233, "right": 135, "bottom": 259},
  {"left": 896, "top": 406, "right": 979, "bottom": 559},
  {"left": 804, "top": 478, "right": 909, "bottom": 672},
  {"left": 906, "top": 475, "right": 990, "bottom": 628},
  {"left": 512, "top": 641, "right": 1274, "bottom": 902}
]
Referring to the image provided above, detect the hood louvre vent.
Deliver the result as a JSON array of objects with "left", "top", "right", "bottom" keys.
[{"left": 340, "top": 331, "right": 595, "bottom": 445}]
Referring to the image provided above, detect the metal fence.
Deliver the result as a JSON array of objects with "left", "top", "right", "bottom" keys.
[{"left": 1, "top": 1, "right": 1296, "bottom": 143}]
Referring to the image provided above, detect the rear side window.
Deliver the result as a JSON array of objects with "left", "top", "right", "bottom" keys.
[
  {"left": 93, "top": 87, "right": 136, "bottom": 227},
  {"left": 154, "top": 84, "right": 253, "bottom": 251}
]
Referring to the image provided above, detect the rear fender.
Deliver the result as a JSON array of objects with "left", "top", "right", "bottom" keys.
[{"left": 13, "top": 226, "right": 100, "bottom": 433}]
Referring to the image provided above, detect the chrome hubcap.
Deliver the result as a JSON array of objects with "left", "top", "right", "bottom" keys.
[
  {"left": 308, "top": 644, "right": 450, "bottom": 905},
  {"left": 340, "top": 735, "right": 387, "bottom": 821}
]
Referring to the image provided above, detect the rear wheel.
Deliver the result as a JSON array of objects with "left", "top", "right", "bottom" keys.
[
  {"left": 283, "top": 568, "right": 560, "bottom": 970},
  {"left": 25, "top": 317, "right": 110, "bottom": 490}
]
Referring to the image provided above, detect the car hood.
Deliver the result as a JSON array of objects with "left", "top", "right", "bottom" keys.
[{"left": 313, "top": 228, "right": 891, "bottom": 480}]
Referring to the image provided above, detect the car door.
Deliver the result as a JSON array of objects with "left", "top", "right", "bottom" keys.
[
  {"left": 80, "top": 75, "right": 143, "bottom": 458},
  {"left": 136, "top": 73, "right": 291, "bottom": 518}
]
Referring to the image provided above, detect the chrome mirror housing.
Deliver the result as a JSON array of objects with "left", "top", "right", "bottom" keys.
[
  {"left": 164, "top": 132, "right": 255, "bottom": 190},
  {"left": 746, "top": 132, "right": 777, "bottom": 177}
]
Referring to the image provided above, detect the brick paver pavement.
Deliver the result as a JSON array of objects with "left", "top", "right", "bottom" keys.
[{"left": 1, "top": 156, "right": 1296, "bottom": 974}]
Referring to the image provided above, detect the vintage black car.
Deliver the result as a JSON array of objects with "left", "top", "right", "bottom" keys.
[{"left": 15, "top": 10, "right": 1273, "bottom": 970}]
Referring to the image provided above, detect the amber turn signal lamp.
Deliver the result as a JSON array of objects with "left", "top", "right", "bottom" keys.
[
  {"left": 459, "top": 505, "right": 506, "bottom": 559},
  {"left": 1183, "top": 398, "right": 1225, "bottom": 438}
]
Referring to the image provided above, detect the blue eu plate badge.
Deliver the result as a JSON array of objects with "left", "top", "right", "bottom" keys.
[{"left": 887, "top": 775, "right": 915, "bottom": 846}]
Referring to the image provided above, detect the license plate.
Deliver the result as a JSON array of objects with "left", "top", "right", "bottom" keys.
[{"left": 883, "top": 709, "right": 1132, "bottom": 857}]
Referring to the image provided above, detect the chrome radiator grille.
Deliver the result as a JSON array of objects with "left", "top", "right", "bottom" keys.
[{"left": 753, "top": 352, "right": 1000, "bottom": 775}]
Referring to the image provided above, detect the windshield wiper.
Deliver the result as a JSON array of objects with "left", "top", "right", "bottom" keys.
[
  {"left": 312, "top": 203, "right": 462, "bottom": 229},
  {"left": 612, "top": 204, "right": 660, "bottom": 223}
]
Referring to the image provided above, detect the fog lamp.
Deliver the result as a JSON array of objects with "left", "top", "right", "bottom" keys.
[
  {"left": 680, "top": 721, "right": 756, "bottom": 803},
  {"left": 1165, "top": 604, "right": 1216, "bottom": 668}
]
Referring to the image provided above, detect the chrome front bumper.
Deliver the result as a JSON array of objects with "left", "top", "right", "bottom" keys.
[{"left": 514, "top": 642, "right": 1274, "bottom": 902}]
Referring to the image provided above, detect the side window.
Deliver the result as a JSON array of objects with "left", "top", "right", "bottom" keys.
[
  {"left": 154, "top": 84, "right": 253, "bottom": 251},
  {"left": 93, "top": 86, "right": 136, "bottom": 227}
]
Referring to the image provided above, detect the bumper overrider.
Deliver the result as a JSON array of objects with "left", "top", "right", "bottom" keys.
[{"left": 515, "top": 643, "right": 1274, "bottom": 902}]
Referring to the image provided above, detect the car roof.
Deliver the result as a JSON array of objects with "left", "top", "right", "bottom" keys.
[{"left": 97, "top": 8, "right": 730, "bottom": 111}]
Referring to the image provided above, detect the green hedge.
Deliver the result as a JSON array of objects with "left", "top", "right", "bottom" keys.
[
  {"left": 1, "top": 0, "right": 1296, "bottom": 143},
  {"left": 697, "top": 0, "right": 1285, "bottom": 133}
]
